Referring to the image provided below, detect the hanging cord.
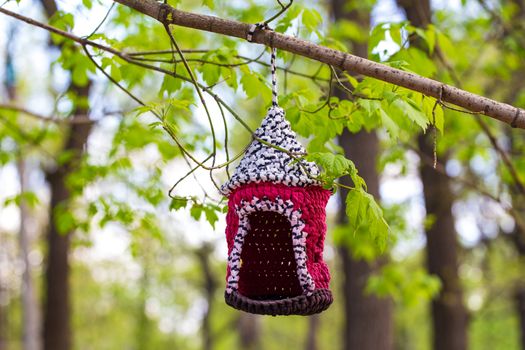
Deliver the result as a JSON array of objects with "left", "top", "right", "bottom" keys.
[
  {"left": 270, "top": 46, "right": 278, "bottom": 107},
  {"left": 246, "top": 23, "right": 279, "bottom": 107}
]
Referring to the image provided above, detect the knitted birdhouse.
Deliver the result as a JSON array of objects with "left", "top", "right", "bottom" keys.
[{"left": 220, "top": 105, "right": 333, "bottom": 316}]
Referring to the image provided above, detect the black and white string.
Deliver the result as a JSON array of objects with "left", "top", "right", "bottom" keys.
[{"left": 247, "top": 23, "right": 279, "bottom": 107}]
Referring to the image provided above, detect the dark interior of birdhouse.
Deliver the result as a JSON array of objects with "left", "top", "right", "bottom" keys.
[{"left": 238, "top": 211, "right": 303, "bottom": 300}]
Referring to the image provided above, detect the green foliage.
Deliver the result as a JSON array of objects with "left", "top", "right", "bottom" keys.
[
  {"left": 169, "top": 196, "right": 221, "bottom": 229},
  {"left": 54, "top": 202, "right": 80, "bottom": 234},
  {"left": 3, "top": 191, "right": 39, "bottom": 208},
  {"left": 307, "top": 152, "right": 389, "bottom": 250},
  {"left": 366, "top": 264, "right": 441, "bottom": 307},
  {"left": 344, "top": 188, "right": 389, "bottom": 251},
  {"left": 201, "top": 0, "right": 214, "bottom": 10},
  {"left": 306, "top": 152, "right": 356, "bottom": 186},
  {"left": 239, "top": 65, "right": 271, "bottom": 102},
  {"left": 301, "top": 8, "right": 323, "bottom": 33},
  {"left": 56, "top": 45, "right": 96, "bottom": 87}
]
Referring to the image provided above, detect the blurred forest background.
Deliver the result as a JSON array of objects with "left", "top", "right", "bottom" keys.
[{"left": 0, "top": 0, "right": 524, "bottom": 349}]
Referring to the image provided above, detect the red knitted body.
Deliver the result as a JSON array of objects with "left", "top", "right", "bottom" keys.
[{"left": 225, "top": 182, "right": 331, "bottom": 293}]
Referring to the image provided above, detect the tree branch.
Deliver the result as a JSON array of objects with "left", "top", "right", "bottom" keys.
[
  {"left": 0, "top": 104, "right": 93, "bottom": 124},
  {"left": 108, "top": 0, "right": 525, "bottom": 129}
]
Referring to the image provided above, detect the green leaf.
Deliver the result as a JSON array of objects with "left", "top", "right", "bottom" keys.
[
  {"left": 307, "top": 152, "right": 352, "bottom": 179},
  {"left": 389, "top": 25, "right": 403, "bottom": 46},
  {"left": 50, "top": 11, "right": 75, "bottom": 31},
  {"left": 426, "top": 25, "right": 436, "bottom": 55},
  {"left": 110, "top": 63, "right": 121, "bottom": 81},
  {"left": 3, "top": 192, "right": 40, "bottom": 208},
  {"left": 204, "top": 206, "right": 219, "bottom": 229},
  {"left": 433, "top": 102, "right": 444, "bottom": 133},
  {"left": 54, "top": 203, "right": 77, "bottom": 235},
  {"left": 159, "top": 75, "right": 182, "bottom": 97},
  {"left": 392, "top": 98, "right": 429, "bottom": 130},
  {"left": 307, "top": 152, "right": 366, "bottom": 190},
  {"left": 170, "top": 197, "right": 188, "bottom": 211},
  {"left": 222, "top": 67, "right": 238, "bottom": 90},
  {"left": 302, "top": 9, "right": 323, "bottom": 31},
  {"left": 345, "top": 188, "right": 389, "bottom": 250},
  {"left": 357, "top": 99, "right": 381, "bottom": 116},
  {"left": 379, "top": 108, "right": 400, "bottom": 139},
  {"left": 190, "top": 203, "right": 203, "bottom": 220},
  {"left": 366, "top": 264, "right": 441, "bottom": 306},
  {"left": 240, "top": 70, "right": 270, "bottom": 101},
  {"left": 199, "top": 64, "right": 221, "bottom": 86},
  {"left": 369, "top": 24, "right": 387, "bottom": 54},
  {"left": 343, "top": 72, "right": 359, "bottom": 88},
  {"left": 333, "top": 225, "right": 378, "bottom": 261},
  {"left": 275, "top": 6, "right": 302, "bottom": 33},
  {"left": 202, "top": 0, "right": 214, "bottom": 9}
]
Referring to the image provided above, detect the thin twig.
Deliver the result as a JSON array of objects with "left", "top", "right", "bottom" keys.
[
  {"left": 84, "top": 2, "right": 115, "bottom": 39},
  {"left": 264, "top": 0, "right": 293, "bottom": 25},
  {"left": 0, "top": 104, "right": 93, "bottom": 124},
  {"left": 163, "top": 23, "right": 218, "bottom": 171}
]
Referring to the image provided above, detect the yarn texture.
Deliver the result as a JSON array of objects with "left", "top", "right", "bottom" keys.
[
  {"left": 220, "top": 107, "right": 322, "bottom": 196},
  {"left": 220, "top": 40, "right": 332, "bottom": 316}
]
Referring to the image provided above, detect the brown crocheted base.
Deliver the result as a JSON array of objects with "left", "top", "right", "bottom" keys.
[{"left": 225, "top": 289, "right": 333, "bottom": 316}]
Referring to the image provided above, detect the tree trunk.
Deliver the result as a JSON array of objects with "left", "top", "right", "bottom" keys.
[
  {"left": 337, "top": 130, "right": 393, "bottom": 350},
  {"left": 38, "top": 1, "right": 93, "bottom": 349},
  {"left": 418, "top": 136, "right": 468, "bottom": 350},
  {"left": 196, "top": 244, "right": 217, "bottom": 350},
  {"left": 397, "top": 2, "right": 468, "bottom": 349},
  {"left": 17, "top": 159, "right": 41, "bottom": 350},
  {"left": 43, "top": 120, "right": 91, "bottom": 350},
  {"left": 237, "top": 313, "right": 261, "bottom": 350},
  {"left": 510, "top": 132, "right": 525, "bottom": 350},
  {"left": 305, "top": 315, "right": 319, "bottom": 350},
  {"left": 331, "top": 2, "right": 393, "bottom": 349}
]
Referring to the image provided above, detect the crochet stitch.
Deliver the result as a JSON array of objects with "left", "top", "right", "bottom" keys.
[
  {"left": 220, "top": 107, "right": 322, "bottom": 196},
  {"left": 220, "top": 113, "right": 333, "bottom": 315}
]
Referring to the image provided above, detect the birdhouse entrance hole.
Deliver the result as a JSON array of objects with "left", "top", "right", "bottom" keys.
[{"left": 237, "top": 211, "right": 303, "bottom": 300}]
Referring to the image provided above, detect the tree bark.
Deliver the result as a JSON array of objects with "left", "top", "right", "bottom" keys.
[
  {"left": 305, "top": 314, "right": 320, "bottom": 350},
  {"left": 38, "top": 1, "right": 93, "bottom": 349},
  {"left": 337, "top": 131, "right": 394, "bottom": 350},
  {"left": 397, "top": 1, "right": 468, "bottom": 349},
  {"left": 237, "top": 313, "right": 261, "bottom": 350},
  {"left": 418, "top": 136, "right": 468, "bottom": 350},
  {"left": 510, "top": 127, "right": 525, "bottom": 350},
  {"left": 332, "top": 2, "right": 394, "bottom": 350},
  {"left": 43, "top": 119, "right": 91, "bottom": 350},
  {"left": 196, "top": 243, "right": 217, "bottom": 350}
]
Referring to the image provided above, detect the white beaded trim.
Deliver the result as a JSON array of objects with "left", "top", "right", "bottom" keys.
[
  {"left": 220, "top": 107, "right": 322, "bottom": 196},
  {"left": 226, "top": 196, "right": 315, "bottom": 296}
]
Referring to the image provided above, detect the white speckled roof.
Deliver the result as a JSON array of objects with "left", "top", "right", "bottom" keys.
[{"left": 220, "top": 107, "right": 322, "bottom": 196}]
